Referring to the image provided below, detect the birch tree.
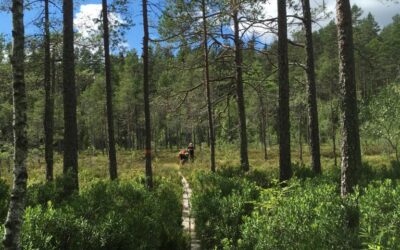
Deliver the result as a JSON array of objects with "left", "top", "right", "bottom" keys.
[{"left": 3, "top": 0, "right": 28, "bottom": 247}]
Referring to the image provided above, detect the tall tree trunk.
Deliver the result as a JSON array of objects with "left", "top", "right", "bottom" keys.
[
  {"left": 102, "top": 0, "right": 118, "bottom": 180},
  {"left": 298, "top": 114, "right": 303, "bottom": 166},
  {"left": 232, "top": 1, "right": 249, "bottom": 171},
  {"left": 44, "top": 0, "right": 54, "bottom": 182},
  {"left": 263, "top": 112, "right": 269, "bottom": 160},
  {"left": 330, "top": 97, "right": 338, "bottom": 167},
  {"left": 277, "top": 0, "right": 292, "bottom": 181},
  {"left": 332, "top": 127, "right": 337, "bottom": 166},
  {"left": 226, "top": 96, "right": 232, "bottom": 142},
  {"left": 135, "top": 107, "right": 140, "bottom": 150},
  {"left": 62, "top": 0, "right": 79, "bottom": 194},
  {"left": 165, "top": 127, "right": 168, "bottom": 149},
  {"left": 301, "top": 0, "right": 321, "bottom": 174},
  {"left": 51, "top": 46, "right": 56, "bottom": 143},
  {"left": 336, "top": 0, "right": 362, "bottom": 197},
  {"left": 3, "top": 0, "right": 28, "bottom": 247},
  {"left": 258, "top": 90, "right": 268, "bottom": 160},
  {"left": 142, "top": 0, "right": 153, "bottom": 189},
  {"left": 201, "top": 0, "right": 216, "bottom": 172}
]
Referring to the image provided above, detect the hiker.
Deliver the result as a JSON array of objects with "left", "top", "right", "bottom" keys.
[
  {"left": 178, "top": 149, "right": 189, "bottom": 165},
  {"left": 187, "top": 142, "right": 194, "bottom": 162}
]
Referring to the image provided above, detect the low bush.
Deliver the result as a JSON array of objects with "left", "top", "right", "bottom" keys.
[
  {"left": 0, "top": 179, "right": 9, "bottom": 221},
  {"left": 215, "top": 166, "right": 273, "bottom": 188},
  {"left": 240, "top": 179, "right": 354, "bottom": 250},
  {"left": 359, "top": 179, "right": 400, "bottom": 249},
  {"left": 0, "top": 179, "right": 9, "bottom": 239},
  {"left": 21, "top": 178, "right": 187, "bottom": 249},
  {"left": 358, "top": 161, "right": 400, "bottom": 188},
  {"left": 26, "top": 176, "right": 70, "bottom": 208},
  {"left": 191, "top": 171, "right": 259, "bottom": 249}
]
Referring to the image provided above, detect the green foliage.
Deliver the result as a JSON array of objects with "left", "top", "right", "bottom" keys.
[
  {"left": 361, "top": 83, "right": 400, "bottom": 162},
  {"left": 359, "top": 180, "right": 400, "bottom": 249},
  {"left": 358, "top": 161, "right": 400, "bottom": 188},
  {"left": 190, "top": 165, "right": 400, "bottom": 250},
  {"left": 26, "top": 175, "right": 76, "bottom": 208},
  {"left": 191, "top": 171, "right": 259, "bottom": 249},
  {"left": 240, "top": 179, "right": 354, "bottom": 250},
  {"left": 0, "top": 179, "right": 9, "bottom": 221},
  {"left": 0, "top": 143, "right": 13, "bottom": 172},
  {"left": 22, "top": 204, "right": 85, "bottom": 250},
  {"left": 22, "top": 178, "right": 187, "bottom": 249},
  {"left": 0, "top": 179, "right": 9, "bottom": 242},
  {"left": 2, "top": 2, "right": 400, "bottom": 249}
]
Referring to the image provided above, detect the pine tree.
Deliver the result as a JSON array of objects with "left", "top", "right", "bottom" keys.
[
  {"left": 336, "top": 0, "right": 362, "bottom": 196},
  {"left": 102, "top": 0, "right": 118, "bottom": 180},
  {"left": 43, "top": 0, "right": 54, "bottom": 181},
  {"left": 278, "top": 0, "right": 292, "bottom": 181},
  {"left": 142, "top": 0, "right": 153, "bottom": 189},
  {"left": 62, "top": 0, "right": 79, "bottom": 194},
  {"left": 301, "top": 0, "right": 321, "bottom": 174},
  {"left": 201, "top": 0, "right": 216, "bottom": 172},
  {"left": 232, "top": 0, "right": 249, "bottom": 172},
  {"left": 3, "top": 0, "right": 28, "bottom": 247}
]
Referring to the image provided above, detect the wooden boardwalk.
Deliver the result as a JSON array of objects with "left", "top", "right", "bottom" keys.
[{"left": 180, "top": 173, "right": 201, "bottom": 250}]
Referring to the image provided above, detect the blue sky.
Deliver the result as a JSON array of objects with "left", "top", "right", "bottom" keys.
[
  {"left": 0, "top": 0, "right": 148, "bottom": 51},
  {"left": 0, "top": 0, "right": 399, "bottom": 52}
]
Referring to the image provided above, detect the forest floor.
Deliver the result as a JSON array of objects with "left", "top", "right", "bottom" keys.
[
  {"left": 0, "top": 144, "right": 397, "bottom": 249},
  {"left": 0, "top": 143, "right": 396, "bottom": 186}
]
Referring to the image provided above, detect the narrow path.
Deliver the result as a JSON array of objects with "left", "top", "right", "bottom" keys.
[{"left": 180, "top": 172, "right": 200, "bottom": 250}]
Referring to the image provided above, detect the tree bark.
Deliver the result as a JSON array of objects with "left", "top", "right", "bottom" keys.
[
  {"left": 142, "top": 0, "right": 153, "bottom": 189},
  {"left": 336, "top": 0, "right": 362, "bottom": 197},
  {"left": 257, "top": 88, "right": 268, "bottom": 160},
  {"left": 261, "top": 115, "right": 267, "bottom": 160},
  {"left": 3, "top": 0, "right": 28, "bottom": 247},
  {"left": 201, "top": 0, "right": 216, "bottom": 172},
  {"left": 277, "top": 0, "right": 292, "bottom": 181},
  {"left": 330, "top": 98, "right": 338, "bottom": 167},
  {"left": 43, "top": 0, "right": 54, "bottom": 182},
  {"left": 226, "top": 96, "right": 232, "bottom": 142},
  {"left": 232, "top": 2, "right": 249, "bottom": 171},
  {"left": 62, "top": 0, "right": 79, "bottom": 194},
  {"left": 102, "top": 0, "right": 118, "bottom": 180},
  {"left": 301, "top": 0, "right": 321, "bottom": 174},
  {"left": 298, "top": 114, "right": 303, "bottom": 166}
]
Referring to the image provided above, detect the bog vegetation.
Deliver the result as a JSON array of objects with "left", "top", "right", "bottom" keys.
[{"left": 0, "top": 0, "right": 400, "bottom": 249}]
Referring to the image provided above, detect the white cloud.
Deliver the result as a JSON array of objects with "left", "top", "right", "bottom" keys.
[
  {"left": 74, "top": 4, "right": 127, "bottom": 52},
  {"left": 74, "top": 4, "right": 124, "bottom": 37},
  {"left": 346, "top": 0, "right": 399, "bottom": 27},
  {"left": 240, "top": 0, "right": 400, "bottom": 44},
  {"left": 259, "top": 0, "right": 400, "bottom": 27},
  {"left": 74, "top": 4, "right": 103, "bottom": 38},
  {"left": 312, "top": 0, "right": 400, "bottom": 27},
  {"left": 242, "top": 1, "right": 278, "bottom": 44}
]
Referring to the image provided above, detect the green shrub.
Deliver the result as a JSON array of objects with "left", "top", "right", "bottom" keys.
[
  {"left": 214, "top": 166, "right": 273, "bottom": 188},
  {"left": 0, "top": 179, "right": 9, "bottom": 221},
  {"left": 358, "top": 161, "right": 400, "bottom": 188},
  {"left": 292, "top": 162, "right": 317, "bottom": 179},
  {"left": 359, "top": 179, "right": 400, "bottom": 249},
  {"left": 191, "top": 171, "right": 259, "bottom": 249},
  {"left": 240, "top": 179, "right": 354, "bottom": 250},
  {"left": 22, "top": 178, "right": 187, "bottom": 250},
  {"left": 244, "top": 169, "right": 272, "bottom": 188},
  {"left": 0, "top": 179, "right": 9, "bottom": 239},
  {"left": 22, "top": 204, "right": 87, "bottom": 250},
  {"left": 26, "top": 177, "right": 69, "bottom": 208},
  {"left": 154, "top": 179, "right": 187, "bottom": 249}
]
